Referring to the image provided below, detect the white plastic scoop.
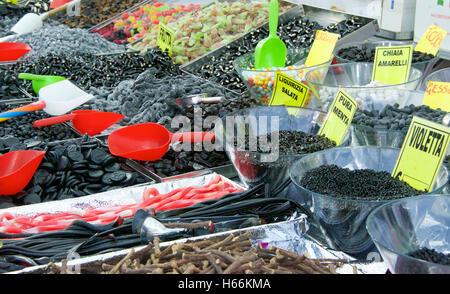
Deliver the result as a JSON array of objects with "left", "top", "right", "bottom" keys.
[
  {"left": 0, "top": 79, "right": 94, "bottom": 122},
  {"left": 0, "top": 1, "right": 76, "bottom": 43}
]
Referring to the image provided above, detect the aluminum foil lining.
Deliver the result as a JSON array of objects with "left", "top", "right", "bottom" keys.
[
  {"left": 0, "top": 173, "right": 243, "bottom": 219},
  {"left": 11, "top": 213, "right": 387, "bottom": 274}
]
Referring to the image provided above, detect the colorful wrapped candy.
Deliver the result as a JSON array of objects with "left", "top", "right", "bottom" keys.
[{"left": 92, "top": 2, "right": 201, "bottom": 45}]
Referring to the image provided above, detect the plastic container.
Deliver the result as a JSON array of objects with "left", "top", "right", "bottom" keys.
[
  {"left": 350, "top": 89, "right": 425, "bottom": 148},
  {"left": 366, "top": 194, "right": 450, "bottom": 274},
  {"left": 289, "top": 146, "right": 449, "bottom": 255},
  {"left": 303, "top": 62, "right": 424, "bottom": 111},
  {"left": 334, "top": 40, "right": 439, "bottom": 78},
  {"left": 233, "top": 48, "right": 331, "bottom": 105},
  {"left": 214, "top": 106, "right": 348, "bottom": 188},
  {"left": 420, "top": 67, "right": 450, "bottom": 90}
]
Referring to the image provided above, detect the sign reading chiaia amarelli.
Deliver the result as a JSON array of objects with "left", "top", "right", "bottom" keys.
[
  {"left": 392, "top": 116, "right": 450, "bottom": 192},
  {"left": 371, "top": 44, "right": 413, "bottom": 85}
]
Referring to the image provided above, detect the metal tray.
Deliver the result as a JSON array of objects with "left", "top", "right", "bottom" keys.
[
  {"left": 9, "top": 211, "right": 388, "bottom": 274},
  {"left": 48, "top": 0, "right": 149, "bottom": 30},
  {"left": 127, "top": 0, "right": 296, "bottom": 53},
  {"left": 180, "top": 4, "right": 378, "bottom": 73}
]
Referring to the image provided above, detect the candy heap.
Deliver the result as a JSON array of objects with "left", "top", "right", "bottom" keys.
[
  {"left": 51, "top": 0, "right": 143, "bottom": 29},
  {"left": 10, "top": 21, "right": 125, "bottom": 58},
  {"left": 93, "top": 2, "right": 201, "bottom": 45},
  {"left": 133, "top": 0, "right": 294, "bottom": 64}
]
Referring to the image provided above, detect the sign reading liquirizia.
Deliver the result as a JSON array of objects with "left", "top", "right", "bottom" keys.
[
  {"left": 269, "top": 72, "right": 309, "bottom": 107},
  {"left": 392, "top": 116, "right": 450, "bottom": 192}
]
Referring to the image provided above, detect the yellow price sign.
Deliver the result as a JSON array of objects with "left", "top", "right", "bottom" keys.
[
  {"left": 415, "top": 25, "right": 447, "bottom": 56},
  {"left": 157, "top": 23, "right": 175, "bottom": 56},
  {"left": 305, "top": 30, "right": 340, "bottom": 67},
  {"left": 6, "top": 0, "right": 18, "bottom": 4},
  {"left": 392, "top": 116, "right": 450, "bottom": 192},
  {"left": 371, "top": 45, "right": 413, "bottom": 85},
  {"left": 318, "top": 89, "right": 357, "bottom": 145},
  {"left": 423, "top": 81, "right": 450, "bottom": 112},
  {"left": 269, "top": 72, "right": 309, "bottom": 108}
]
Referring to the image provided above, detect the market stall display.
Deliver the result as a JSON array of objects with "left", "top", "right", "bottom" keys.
[
  {"left": 0, "top": 0, "right": 448, "bottom": 276},
  {"left": 366, "top": 195, "right": 450, "bottom": 274},
  {"left": 289, "top": 146, "right": 449, "bottom": 255}
]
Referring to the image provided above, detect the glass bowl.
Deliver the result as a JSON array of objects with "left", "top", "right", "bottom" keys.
[
  {"left": 233, "top": 48, "right": 331, "bottom": 105},
  {"left": 349, "top": 89, "right": 425, "bottom": 148},
  {"left": 213, "top": 106, "right": 348, "bottom": 188},
  {"left": 289, "top": 146, "right": 449, "bottom": 255},
  {"left": 303, "top": 62, "right": 424, "bottom": 111},
  {"left": 420, "top": 67, "right": 450, "bottom": 90},
  {"left": 366, "top": 194, "right": 450, "bottom": 274},
  {"left": 334, "top": 40, "right": 439, "bottom": 78}
]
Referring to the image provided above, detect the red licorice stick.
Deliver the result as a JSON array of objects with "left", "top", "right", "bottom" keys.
[
  {"left": 1, "top": 225, "right": 25, "bottom": 234},
  {"left": 154, "top": 199, "right": 199, "bottom": 211},
  {"left": 142, "top": 187, "right": 160, "bottom": 201}
]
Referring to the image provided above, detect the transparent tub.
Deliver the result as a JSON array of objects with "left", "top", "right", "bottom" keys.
[
  {"left": 334, "top": 40, "right": 439, "bottom": 79},
  {"left": 214, "top": 105, "right": 348, "bottom": 188},
  {"left": 420, "top": 67, "right": 450, "bottom": 90},
  {"left": 303, "top": 62, "right": 424, "bottom": 111},
  {"left": 289, "top": 146, "right": 449, "bottom": 255},
  {"left": 233, "top": 48, "right": 331, "bottom": 105},
  {"left": 366, "top": 194, "right": 450, "bottom": 274}
]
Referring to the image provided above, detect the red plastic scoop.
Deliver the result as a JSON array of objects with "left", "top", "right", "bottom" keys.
[
  {"left": 33, "top": 110, "right": 125, "bottom": 136},
  {"left": 0, "top": 42, "right": 32, "bottom": 62},
  {"left": 0, "top": 150, "right": 46, "bottom": 196},
  {"left": 108, "top": 123, "right": 215, "bottom": 161}
]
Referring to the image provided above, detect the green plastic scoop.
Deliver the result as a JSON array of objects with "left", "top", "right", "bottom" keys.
[
  {"left": 18, "top": 73, "right": 67, "bottom": 95},
  {"left": 254, "top": 0, "right": 287, "bottom": 69}
]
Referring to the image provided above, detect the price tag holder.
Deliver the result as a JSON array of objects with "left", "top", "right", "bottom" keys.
[
  {"left": 269, "top": 72, "right": 310, "bottom": 107},
  {"left": 157, "top": 23, "right": 175, "bottom": 56},
  {"left": 414, "top": 25, "right": 447, "bottom": 56},
  {"left": 391, "top": 116, "right": 450, "bottom": 192},
  {"left": 371, "top": 45, "right": 413, "bottom": 85},
  {"left": 423, "top": 81, "right": 450, "bottom": 112},
  {"left": 318, "top": 89, "right": 357, "bottom": 145},
  {"left": 304, "top": 30, "right": 340, "bottom": 67}
]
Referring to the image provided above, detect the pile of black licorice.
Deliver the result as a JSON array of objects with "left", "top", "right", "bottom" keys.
[
  {"left": 234, "top": 130, "right": 336, "bottom": 155},
  {"left": 353, "top": 104, "right": 448, "bottom": 131},
  {"left": 299, "top": 165, "right": 423, "bottom": 201},
  {"left": 408, "top": 247, "right": 450, "bottom": 266},
  {"left": 2, "top": 49, "right": 180, "bottom": 98}
]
